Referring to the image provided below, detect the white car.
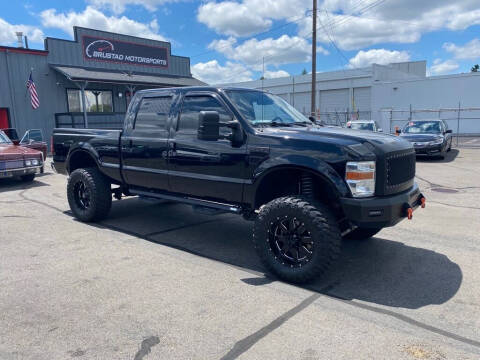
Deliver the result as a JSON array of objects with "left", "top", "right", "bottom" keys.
[{"left": 346, "top": 120, "right": 382, "bottom": 132}]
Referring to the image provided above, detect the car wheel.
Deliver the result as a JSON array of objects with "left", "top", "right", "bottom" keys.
[
  {"left": 343, "top": 227, "right": 381, "bottom": 241},
  {"left": 253, "top": 196, "right": 341, "bottom": 283},
  {"left": 20, "top": 174, "right": 35, "bottom": 182},
  {"left": 40, "top": 166, "right": 44, "bottom": 174},
  {"left": 67, "top": 167, "right": 112, "bottom": 222}
]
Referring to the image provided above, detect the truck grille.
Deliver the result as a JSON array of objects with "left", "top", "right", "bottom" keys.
[{"left": 385, "top": 150, "right": 416, "bottom": 192}]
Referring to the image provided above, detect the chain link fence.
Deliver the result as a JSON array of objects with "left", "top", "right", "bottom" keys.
[{"left": 380, "top": 105, "right": 480, "bottom": 148}]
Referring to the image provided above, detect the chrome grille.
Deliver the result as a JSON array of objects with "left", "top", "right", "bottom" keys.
[{"left": 0, "top": 160, "right": 24, "bottom": 170}]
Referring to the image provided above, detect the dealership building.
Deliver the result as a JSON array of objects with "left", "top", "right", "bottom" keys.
[
  {"left": 221, "top": 61, "right": 480, "bottom": 134},
  {"left": 0, "top": 26, "right": 204, "bottom": 146}
]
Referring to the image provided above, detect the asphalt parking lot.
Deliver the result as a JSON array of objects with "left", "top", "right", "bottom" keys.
[{"left": 1, "top": 148, "right": 480, "bottom": 359}]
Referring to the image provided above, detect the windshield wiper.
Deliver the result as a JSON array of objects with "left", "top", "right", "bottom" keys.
[{"left": 254, "top": 121, "right": 293, "bottom": 128}]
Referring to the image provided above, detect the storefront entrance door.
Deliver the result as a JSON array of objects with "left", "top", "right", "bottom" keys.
[{"left": 0, "top": 109, "right": 10, "bottom": 129}]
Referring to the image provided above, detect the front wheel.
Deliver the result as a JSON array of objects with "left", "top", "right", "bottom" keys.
[
  {"left": 67, "top": 167, "right": 112, "bottom": 222},
  {"left": 343, "top": 227, "right": 381, "bottom": 241},
  {"left": 253, "top": 196, "right": 341, "bottom": 283}
]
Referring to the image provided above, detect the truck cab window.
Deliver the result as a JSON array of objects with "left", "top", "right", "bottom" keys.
[
  {"left": 134, "top": 97, "right": 172, "bottom": 130},
  {"left": 178, "top": 95, "right": 232, "bottom": 134}
]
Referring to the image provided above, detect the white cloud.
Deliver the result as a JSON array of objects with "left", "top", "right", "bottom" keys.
[
  {"left": 347, "top": 49, "right": 411, "bottom": 69},
  {"left": 443, "top": 38, "right": 480, "bottom": 60},
  {"left": 40, "top": 6, "right": 166, "bottom": 41},
  {"left": 86, "top": 0, "right": 181, "bottom": 14},
  {"left": 191, "top": 60, "right": 253, "bottom": 84},
  {"left": 264, "top": 69, "right": 290, "bottom": 79},
  {"left": 197, "top": 0, "right": 309, "bottom": 37},
  {"left": 209, "top": 35, "right": 323, "bottom": 68},
  {"left": 429, "top": 59, "right": 459, "bottom": 75},
  {"left": 0, "top": 17, "right": 44, "bottom": 45},
  {"left": 298, "top": 0, "right": 480, "bottom": 50}
]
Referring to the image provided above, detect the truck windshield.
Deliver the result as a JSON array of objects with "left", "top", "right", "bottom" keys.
[{"left": 225, "top": 90, "right": 310, "bottom": 127}]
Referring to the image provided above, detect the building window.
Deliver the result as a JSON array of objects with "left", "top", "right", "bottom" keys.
[{"left": 67, "top": 89, "right": 113, "bottom": 113}]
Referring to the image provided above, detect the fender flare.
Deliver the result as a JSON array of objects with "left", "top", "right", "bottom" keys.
[{"left": 66, "top": 143, "right": 100, "bottom": 174}]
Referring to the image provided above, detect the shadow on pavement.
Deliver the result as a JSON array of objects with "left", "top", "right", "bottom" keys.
[
  {"left": 77, "top": 196, "right": 462, "bottom": 310},
  {"left": 0, "top": 177, "right": 50, "bottom": 193},
  {"left": 416, "top": 148, "right": 459, "bottom": 163}
]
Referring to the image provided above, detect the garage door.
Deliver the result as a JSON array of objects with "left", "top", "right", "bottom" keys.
[
  {"left": 319, "top": 89, "right": 349, "bottom": 112},
  {"left": 353, "top": 87, "right": 371, "bottom": 112},
  {"left": 293, "top": 92, "right": 311, "bottom": 116}
]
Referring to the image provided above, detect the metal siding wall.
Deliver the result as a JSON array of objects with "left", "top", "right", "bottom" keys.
[
  {"left": 319, "top": 88, "right": 349, "bottom": 112},
  {"left": 46, "top": 28, "right": 191, "bottom": 77},
  {"left": 353, "top": 87, "right": 371, "bottom": 112},
  {"left": 293, "top": 92, "right": 311, "bottom": 115}
]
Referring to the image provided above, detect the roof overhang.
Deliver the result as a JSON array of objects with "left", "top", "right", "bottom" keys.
[{"left": 51, "top": 65, "right": 206, "bottom": 87}]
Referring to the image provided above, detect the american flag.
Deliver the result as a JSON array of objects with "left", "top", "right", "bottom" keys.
[{"left": 26, "top": 72, "right": 40, "bottom": 109}]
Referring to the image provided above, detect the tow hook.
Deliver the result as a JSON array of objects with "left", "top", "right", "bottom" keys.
[{"left": 403, "top": 203, "right": 413, "bottom": 220}]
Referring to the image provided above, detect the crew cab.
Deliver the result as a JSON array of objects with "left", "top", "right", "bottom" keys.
[
  {"left": 53, "top": 87, "right": 425, "bottom": 283},
  {"left": 0, "top": 129, "right": 43, "bottom": 182}
]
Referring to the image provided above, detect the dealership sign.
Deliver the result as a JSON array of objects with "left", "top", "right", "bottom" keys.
[{"left": 82, "top": 36, "right": 168, "bottom": 67}]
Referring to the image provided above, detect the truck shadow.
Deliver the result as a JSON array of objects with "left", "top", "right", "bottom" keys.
[{"left": 82, "top": 197, "right": 462, "bottom": 310}]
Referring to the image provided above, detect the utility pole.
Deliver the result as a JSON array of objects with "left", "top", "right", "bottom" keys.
[{"left": 311, "top": 0, "right": 317, "bottom": 117}]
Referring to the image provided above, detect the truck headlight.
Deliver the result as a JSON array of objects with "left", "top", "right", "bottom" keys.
[{"left": 345, "top": 161, "right": 376, "bottom": 197}]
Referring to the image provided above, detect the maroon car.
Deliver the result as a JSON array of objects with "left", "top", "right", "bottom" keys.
[
  {"left": 0, "top": 130, "right": 43, "bottom": 182},
  {"left": 2, "top": 128, "right": 47, "bottom": 173}
]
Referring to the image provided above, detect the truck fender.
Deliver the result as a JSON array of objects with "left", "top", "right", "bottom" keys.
[
  {"left": 252, "top": 155, "right": 350, "bottom": 198},
  {"left": 66, "top": 143, "right": 100, "bottom": 174}
]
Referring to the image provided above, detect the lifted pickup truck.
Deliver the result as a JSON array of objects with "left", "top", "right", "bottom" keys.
[{"left": 53, "top": 87, "right": 425, "bottom": 283}]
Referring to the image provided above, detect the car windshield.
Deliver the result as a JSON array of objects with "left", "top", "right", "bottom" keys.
[
  {"left": 225, "top": 90, "right": 310, "bottom": 127},
  {"left": 403, "top": 121, "right": 441, "bottom": 134},
  {"left": 349, "top": 122, "right": 374, "bottom": 131},
  {"left": 0, "top": 130, "right": 13, "bottom": 144}
]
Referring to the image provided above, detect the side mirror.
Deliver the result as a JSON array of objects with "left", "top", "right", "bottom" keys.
[
  {"left": 308, "top": 116, "right": 316, "bottom": 124},
  {"left": 446, "top": 129, "right": 453, "bottom": 134},
  {"left": 198, "top": 111, "right": 220, "bottom": 141},
  {"left": 12, "top": 140, "right": 20, "bottom": 146},
  {"left": 395, "top": 129, "right": 402, "bottom": 135}
]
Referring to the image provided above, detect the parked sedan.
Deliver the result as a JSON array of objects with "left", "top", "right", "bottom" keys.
[
  {"left": 0, "top": 130, "right": 43, "bottom": 182},
  {"left": 346, "top": 120, "right": 382, "bottom": 132},
  {"left": 2, "top": 128, "right": 47, "bottom": 173},
  {"left": 399, "top": 120, "right": 453, "bottom": 159}
]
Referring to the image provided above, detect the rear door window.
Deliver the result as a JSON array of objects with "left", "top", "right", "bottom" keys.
[{"left": 134, "top": 97, "right": 172, "bottom": 131}]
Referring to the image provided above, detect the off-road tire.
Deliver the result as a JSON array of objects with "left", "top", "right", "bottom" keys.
[
  {"left": 20, "top": 174, "right": 35, "bottom": 182},
  {"left": 253, "top": 196, "right": 341, "bottom": 283},
  {"left": 343, "top": 227, "right": 381, "bottom": 241},
  {"left": 67, "top": 167, "right": 112, "bottom": 222}
]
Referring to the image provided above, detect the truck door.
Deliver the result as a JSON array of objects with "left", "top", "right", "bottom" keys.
[
  {"left": 168, "top": 92, "right": 248, "bottom": 203},
  {"left": 121, "top": 95, "right": 172, "bottom": 190}
]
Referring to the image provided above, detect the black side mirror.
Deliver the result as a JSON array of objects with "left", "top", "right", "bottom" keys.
[
  {"left": 12, "top": 140, "right": 20, "bottom": 146},
  {"left": 395, "top": 129, "right": 402, "bottom": 135},
  {"left": 446, "top": 129, "right": 453, "bottom": 134},
  {"left": 198, "top": 111, "right": 243, "bottom": 145},
  {"left": 198, "top": 111, "right": 220, "bottom": 141}
]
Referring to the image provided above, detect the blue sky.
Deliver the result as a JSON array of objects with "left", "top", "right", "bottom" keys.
[{"left": 1, "top": 0, "right": 480, "bottom": 83}]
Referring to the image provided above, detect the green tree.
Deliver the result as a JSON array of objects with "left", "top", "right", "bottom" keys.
[
  {"left": 301, "top": 68, "right": 308, "bottom": 75},
  {"left": 259, "top": 76, "right": 265, "bottom": 80},
  {"left": 471, "top": 64, "right": 479, "bottom": 72}
]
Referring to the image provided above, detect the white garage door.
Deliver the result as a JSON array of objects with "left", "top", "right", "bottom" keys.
[
  {"left": 353, "top": 87, "right": 371, "bottom": 112},
  {"left": 293, "top": 92, "right": 311, "bottom": 115},
  {"left": 319, "top": 88, "right": 349, "bottom": 112}
]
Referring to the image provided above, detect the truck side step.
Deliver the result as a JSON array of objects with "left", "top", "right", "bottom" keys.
[{"left": 129, "top": 188, "right": 242, "bottom": 214}]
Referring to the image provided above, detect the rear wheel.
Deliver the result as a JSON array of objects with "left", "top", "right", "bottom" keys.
[
  {"left": 67, "top": 167, "right": 112, "bottom": 222},
  {"left": 253, "top": 196, "right": 341, "bottom": 283},
  {"left": 343, "top": 227, "right": 381, "bottom": 241},
  {"left": 20, "top": 174, "right": 35, "bottom": 182}
]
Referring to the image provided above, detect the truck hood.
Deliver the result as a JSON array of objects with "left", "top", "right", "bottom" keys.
[{"left": 258, "top": 125, "right": 412, "bottom": 151}]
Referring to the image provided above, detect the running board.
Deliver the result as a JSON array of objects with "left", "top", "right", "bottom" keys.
[{"left": 129, "top": 189, "right": 242, "bottom": 214}]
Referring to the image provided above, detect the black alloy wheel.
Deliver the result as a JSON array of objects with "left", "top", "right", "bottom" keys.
[
  {"left": 73, "top": 180, "right": 91, "bottom": 211},
  {"left": 269, "top": 216, "right": 314, "bottom": 267}
]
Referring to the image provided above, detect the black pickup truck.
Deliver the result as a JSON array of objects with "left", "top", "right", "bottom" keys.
[{"left": 53, "top": 87, "right": 425, "bottom": 283}]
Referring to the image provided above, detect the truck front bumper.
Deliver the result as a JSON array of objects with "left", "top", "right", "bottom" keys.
[{"left": 340, "top": 183, "right": 424, "bottom": 228}]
